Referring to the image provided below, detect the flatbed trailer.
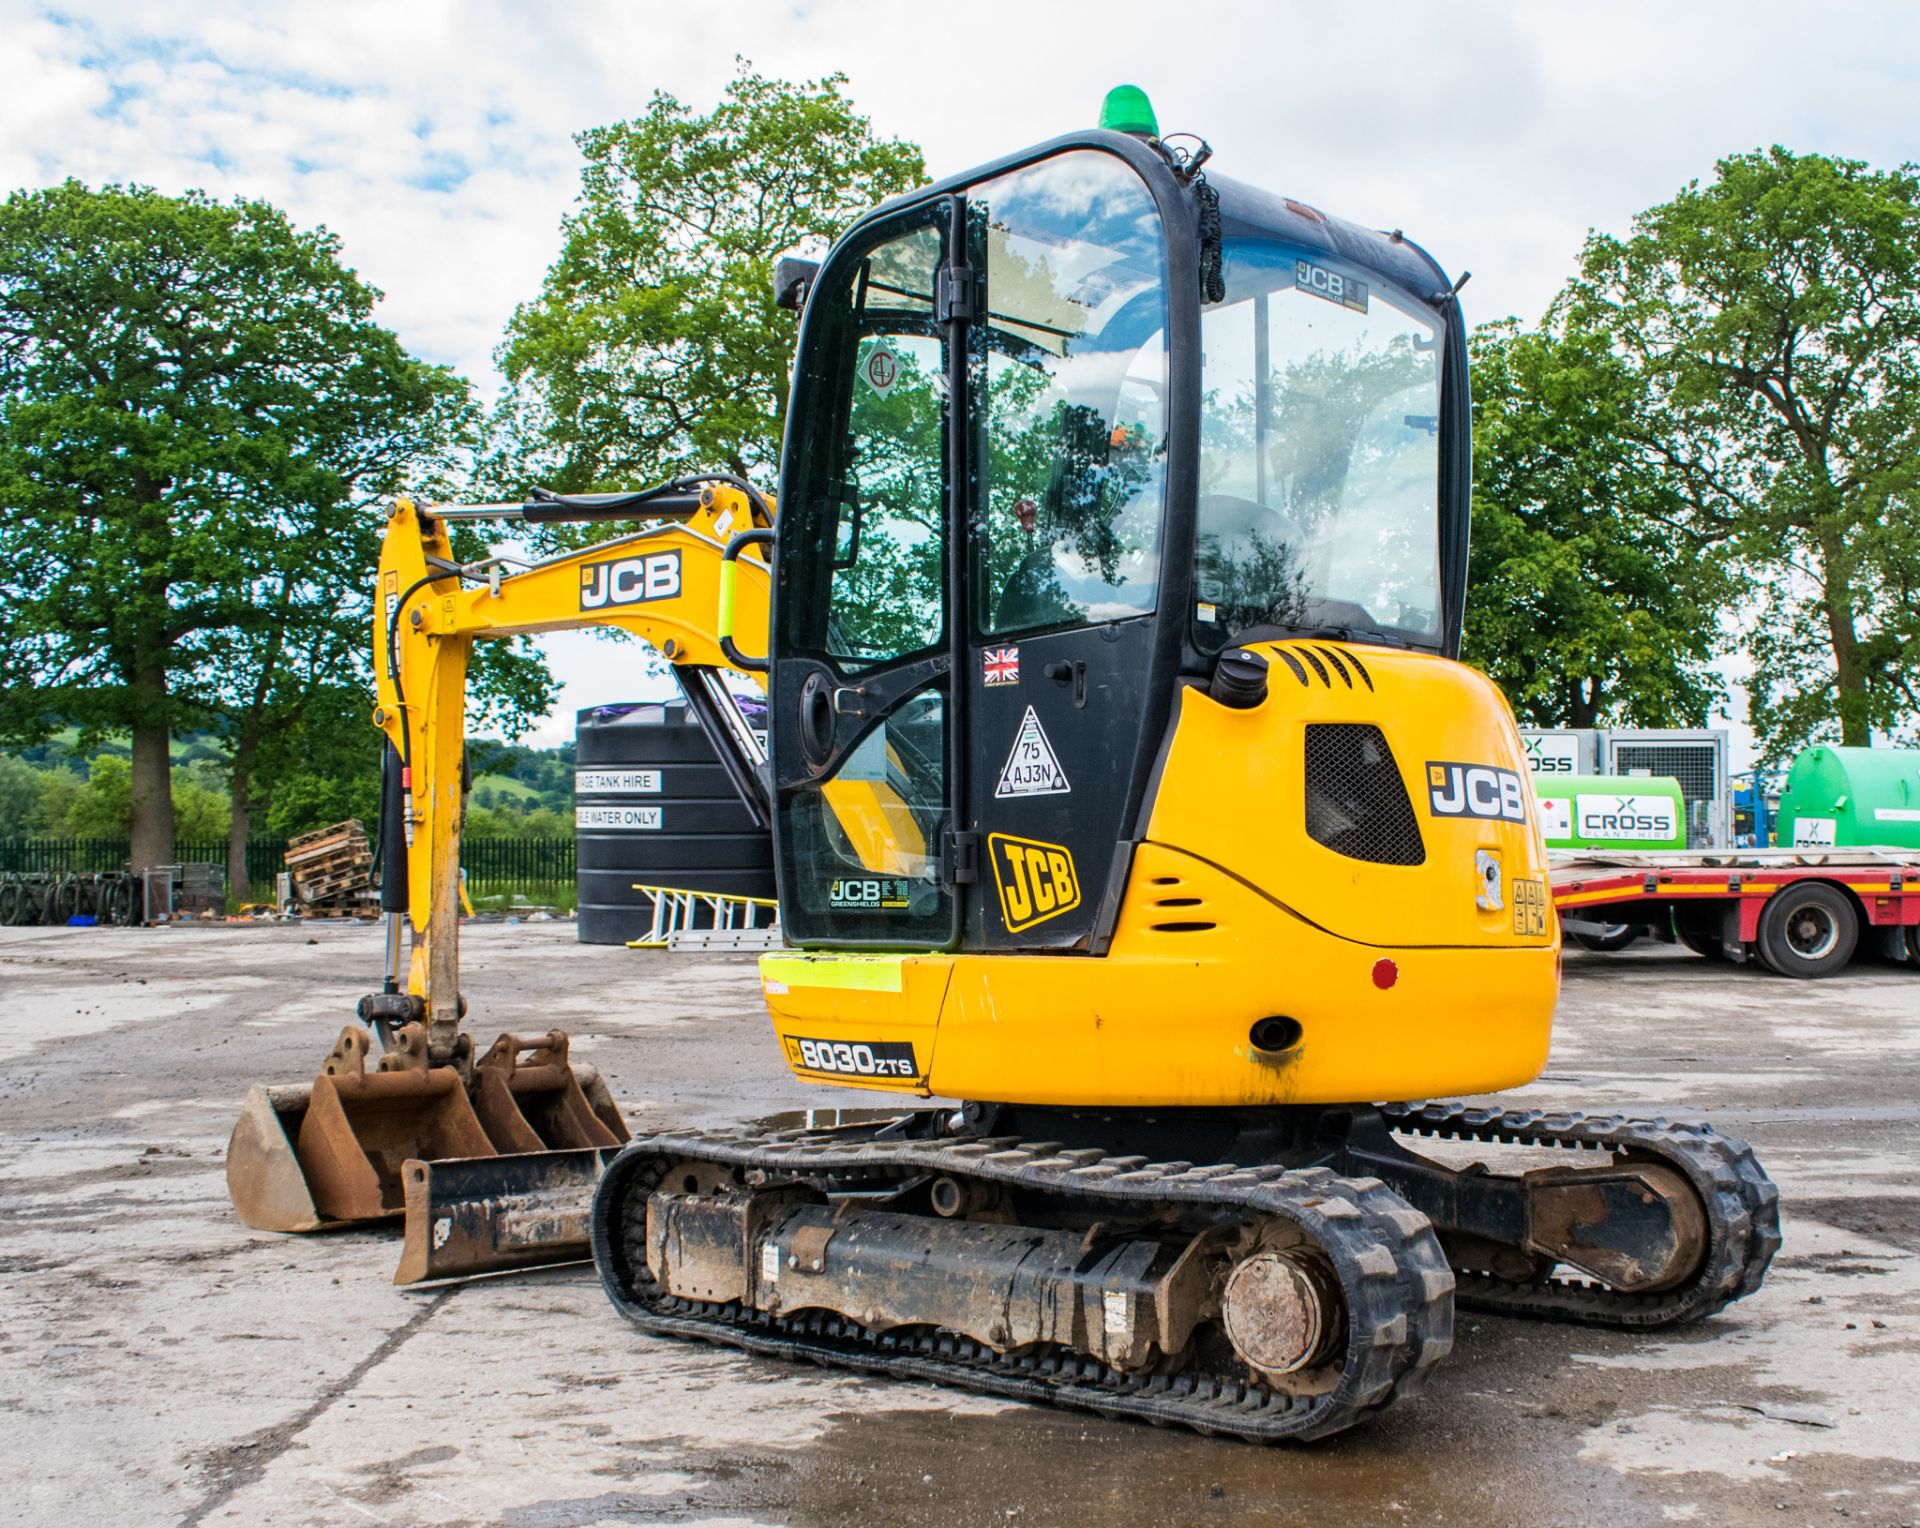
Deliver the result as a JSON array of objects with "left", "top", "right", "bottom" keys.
[{"left": 1550, "top": 848, "right": 1920, "bottom": 979}]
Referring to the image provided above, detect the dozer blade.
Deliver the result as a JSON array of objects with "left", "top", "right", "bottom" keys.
[
  {"left": 396, "top": 1146, "right": 622, "bottom": 1284},
  {"left": 471, "top": 1031, "right": 630, "bottom": 1153}
]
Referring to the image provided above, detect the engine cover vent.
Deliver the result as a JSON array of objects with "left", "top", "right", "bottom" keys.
[{"left": 1304, "top": 723, "right": 1426, "bottom": 866}]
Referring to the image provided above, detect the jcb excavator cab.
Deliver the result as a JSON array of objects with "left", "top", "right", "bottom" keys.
[
  {"left": 593, "top": 97, "right": 1776, "bottom": 1445},
  {"left": 757, "top": 103, "right": 1547, "bottom": 1107}
]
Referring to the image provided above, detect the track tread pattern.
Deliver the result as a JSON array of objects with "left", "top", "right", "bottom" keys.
[
  {"left": 590, "top": 1125, "right": 1455, "bottom": 1443},
  {"left": 1381, "top": 1101, "right": 1781, "bottom": 1328}
]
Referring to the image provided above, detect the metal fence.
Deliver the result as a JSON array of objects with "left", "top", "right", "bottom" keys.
[
  {"left": 0, "top": 836, "right": 577, "bottom": 897},
  {"left": 461, "top": 838, "right": 575, "bottom": 896}
]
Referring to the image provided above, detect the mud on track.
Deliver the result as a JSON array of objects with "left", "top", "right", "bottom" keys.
[{"left": 1, "top": 922, "right": 1916, "bottom": 1526}]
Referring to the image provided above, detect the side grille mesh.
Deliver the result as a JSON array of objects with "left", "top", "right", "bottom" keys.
[{"left": 1304, "top": 723, "right": 1425, "bottom": 866}]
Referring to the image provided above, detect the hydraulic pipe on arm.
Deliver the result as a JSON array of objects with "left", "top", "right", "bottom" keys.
[{"left": 371, "top": 482, "right": 775, "bottom": 1068}]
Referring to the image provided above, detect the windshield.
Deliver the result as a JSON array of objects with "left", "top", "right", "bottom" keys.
[{"left": 1196, "top": 238, "right": 1443, "bottom": 648}]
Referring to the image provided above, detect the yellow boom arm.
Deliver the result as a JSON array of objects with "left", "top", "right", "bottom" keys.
[{"left": 372, "top": 484, "right": 773, "bottom": 1062}]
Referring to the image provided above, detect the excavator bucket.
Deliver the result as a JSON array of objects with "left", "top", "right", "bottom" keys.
[
  {"left": 296, "top": 1030, "right": 496, "bottom": 1222},
  {"left": 226, "top": 1082, "right": 329, "bottom": 1233},
  {"left": 226, "top": 1025, "right": 496, "bottom": 1232},
  {"left": 470, "top": 1031, "right": 629, "bottom": 1152}
]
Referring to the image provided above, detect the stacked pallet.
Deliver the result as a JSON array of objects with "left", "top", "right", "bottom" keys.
[{"left": 285, "top": 821, "right": 377, "bottom": 917}]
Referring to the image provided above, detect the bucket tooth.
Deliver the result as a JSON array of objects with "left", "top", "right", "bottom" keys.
[{"left": 471, "top": 1031, "right": 631, "bottom": 1153}]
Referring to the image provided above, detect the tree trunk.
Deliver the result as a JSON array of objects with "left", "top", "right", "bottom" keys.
[
  {"left": 227, "top": 736, "right": 255, "bottom": 903},
  {"left": 127, "top": 665, "right": 174, "bottom": 879},
  {"left": 1564, "top": 675, "right": 1601, "bottom": 729},
  {"left": 1816, "top": 532, "right": 1868, "bottom": 747}
]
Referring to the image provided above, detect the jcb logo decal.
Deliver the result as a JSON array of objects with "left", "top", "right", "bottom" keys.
[
  {"left": 1426, "top": 761, "right": 1527, "bottom": 824},
  {"left": 989, "top": 833, "right": 1080, "bottom": 933},
  {"left": 579, "top": 550, "right": 682, "bottom": 610}
]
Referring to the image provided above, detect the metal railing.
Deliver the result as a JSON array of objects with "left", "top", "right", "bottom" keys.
[{"left": 0, "top": 835, "right": 577, "bottom": 898}]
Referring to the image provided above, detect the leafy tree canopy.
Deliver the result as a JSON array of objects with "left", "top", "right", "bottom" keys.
[
  {"left": 0, "top": 180, "right": 494, "bottom": 869},
  {"left": 1565, "top": 147, "right": 1920, "bottom": 756},
  {"left": 1463, "top": 318, "right": 1732, "bottom": 727},
  {"left": 495, "top": 62, "right": 926, "bottom": 508}
]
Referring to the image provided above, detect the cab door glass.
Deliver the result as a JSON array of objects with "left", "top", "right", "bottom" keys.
[
  {"left": 775, "top": 207, "right": 956, "bottom": 945},
  {"left": 826, "top": 225, "right": 947, "bottom": 667},
  {"left": 968, "top": 152, "right": 1170, "bottom": 635}
]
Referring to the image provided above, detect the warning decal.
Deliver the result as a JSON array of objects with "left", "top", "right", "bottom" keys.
[{"left": 995, "top": 706, "right": 1070, "bottom": 798}]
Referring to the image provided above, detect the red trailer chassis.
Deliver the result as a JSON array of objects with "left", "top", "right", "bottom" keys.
[{"left": 1550, "top": 849, "right": 1920, "bottom": 979}]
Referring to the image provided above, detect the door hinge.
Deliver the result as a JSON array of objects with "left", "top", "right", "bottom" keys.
[
  {"left": 944, "top": 829, "right": 980, "bottom": 885},
  {"left": 936, "top": 266, "right": 975, "bottom": 324}
]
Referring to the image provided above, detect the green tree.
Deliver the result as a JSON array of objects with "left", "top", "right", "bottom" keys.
[
  {"left": 170, "top": 763, "right": 232, "bottom": 842},
  {"left": 0, "top": 181, "right": 476, "bottom": 877},
  {"left": 63, "top": 755, "right": 132, "bottom": 838},
  {"left": 32, "top": 767, "right": 81, "bottom": 834},
  {"left": 1463, "top": 319, "right": 1731, "bottom": 726},
  {"left": 1566, "top": 148, "right": 1920, "bottom": 756},
  {"left": 0, "top": 754, "right": 39, "bottom": 836},
  {"left": 495, "top": 63, "right": 925, "bottom": 500}
]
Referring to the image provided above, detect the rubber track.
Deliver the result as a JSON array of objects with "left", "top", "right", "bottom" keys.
[
  {"left": 590, "top": 1126, "right": 1455, "bottom": 1443},
  {"left": 1382, "top": 1101, "right": 1781, "bottom": 1328}
]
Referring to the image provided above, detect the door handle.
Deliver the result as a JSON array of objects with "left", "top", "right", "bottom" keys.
[{"left": 1044, "top": 660, "right": 1089, "bottom": 708}]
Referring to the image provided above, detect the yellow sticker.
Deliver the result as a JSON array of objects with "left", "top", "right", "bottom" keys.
[
  {"left": 989, "top": 833, "right": 1081, "bottom": 933},
  {"left": 1512, "top": 876, "right": 1549, "bottom": 936}
]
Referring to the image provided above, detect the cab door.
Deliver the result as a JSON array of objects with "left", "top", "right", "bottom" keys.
[
  {"left": 773, "top": 150, "right": 1175, "bottom": 955},
  {"left": 771, "top": 200, "right": 962, "bottom": 948},
  {"left": 963, "top": 151, "right": 1173, "bottom": 951}
]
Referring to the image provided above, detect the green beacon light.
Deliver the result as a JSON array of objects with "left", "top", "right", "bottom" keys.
[{"left": 1099, "top": 84, "right": 1159, "bottom": 138}]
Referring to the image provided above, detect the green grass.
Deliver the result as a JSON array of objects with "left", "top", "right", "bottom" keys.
[
  {"left": 467, "top": 879, "right": 578, "bottom": 915},
  {"left": 471, "top": 773, "right": 540, "bottom": 804}
]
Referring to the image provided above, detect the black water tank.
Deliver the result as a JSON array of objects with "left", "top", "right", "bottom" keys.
[{"left": 574, "top": 696, "right": 774, "bottom": 945}]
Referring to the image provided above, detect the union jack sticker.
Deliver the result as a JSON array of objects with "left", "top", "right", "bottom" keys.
[{"left": 982, "top": 646, "right": 1020, "bottom": 685}]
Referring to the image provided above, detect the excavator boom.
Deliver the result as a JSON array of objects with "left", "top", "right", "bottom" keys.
[{"left": 225, "top": 479, "right": 774, "bottom": 1281}]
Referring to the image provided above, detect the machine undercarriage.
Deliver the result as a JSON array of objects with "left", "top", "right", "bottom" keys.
[{"left": 592, "top": 1101, "right": 1779, "bottom": 1442}]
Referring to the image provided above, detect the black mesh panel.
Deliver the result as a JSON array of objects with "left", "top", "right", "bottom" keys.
[{"left": 1304, "top": 724, "right": 1425, "bottom": 866}]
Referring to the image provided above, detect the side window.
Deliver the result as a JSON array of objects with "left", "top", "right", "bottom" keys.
[
  {"left": 785, "top": 217, "right": 948, "bottom": 671},
  {"left": 968, "top": 152, "right": 1169, "bottom": 636}
]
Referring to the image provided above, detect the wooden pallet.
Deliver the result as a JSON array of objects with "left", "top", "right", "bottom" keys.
[
  {"left": 286, "top": 821, "right": 371, "bottom": 871},
  {"left": 286, "top": 820, "right": 374, "bottom": 908}
]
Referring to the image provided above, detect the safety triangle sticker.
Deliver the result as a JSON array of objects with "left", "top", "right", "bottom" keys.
[{"left": 995, "top": 706, "right": 1071, "bottom": 798}]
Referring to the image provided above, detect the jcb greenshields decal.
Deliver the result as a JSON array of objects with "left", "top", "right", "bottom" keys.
[{"left": 989, "top": 833, "right": 1080, "bottom": 933}]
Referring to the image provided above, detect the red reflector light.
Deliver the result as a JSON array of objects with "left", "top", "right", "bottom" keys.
[{"left": 1371, "top": 958, "right": 1398, "bottom": 990}]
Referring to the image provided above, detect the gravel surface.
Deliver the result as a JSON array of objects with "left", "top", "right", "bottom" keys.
[{"left": 1, "top": 921, "right": 1916, "bottom": 1527}]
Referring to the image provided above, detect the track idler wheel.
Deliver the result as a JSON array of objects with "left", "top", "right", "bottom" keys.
[{"left": 1523, "top": 1160, "right": 1707, "bottom": 1293}]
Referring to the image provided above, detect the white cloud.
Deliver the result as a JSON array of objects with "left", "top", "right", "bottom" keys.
[{"left": 4, "top": 0, "right": 1915, "bottom": 741}]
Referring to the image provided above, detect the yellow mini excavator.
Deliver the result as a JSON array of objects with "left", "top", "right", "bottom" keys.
[{"left": 231, "top": 88, "right": 1779, "bottom": 1441}]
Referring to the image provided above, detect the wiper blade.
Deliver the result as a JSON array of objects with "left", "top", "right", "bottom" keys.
[{"left": 1295, "top": 626, "right": 1410, "bottom": 649}]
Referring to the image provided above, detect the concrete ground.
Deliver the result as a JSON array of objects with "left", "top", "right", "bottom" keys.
[{"left": 1, "top": 921, "right": 1916, "bottom": 1528}]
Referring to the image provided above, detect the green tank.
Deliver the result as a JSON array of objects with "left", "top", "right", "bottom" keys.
[
  {"left": 1775, "top": 746, "right": 1920, "bottom": 849},
  {"left": 1534, "top": 773, "right": 1687, "bottom": 851}
]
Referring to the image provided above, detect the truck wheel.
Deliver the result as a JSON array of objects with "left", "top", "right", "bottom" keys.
[
  {"left": 1567, "top": 921, "right": 1642, "bottom": 953},
  {"left": 1756, "top": 883, "right": 1857, "bottom": 979},
  {"left": 1907, "top": 923, "right": 1920, "bottom": 967},
  {"left": 1672, "top": 907, "right": 1727, "bottom": 960}
]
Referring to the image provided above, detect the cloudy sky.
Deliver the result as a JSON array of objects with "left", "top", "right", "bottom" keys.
[{"left": 5, "top": 1, "right": 1915, "bottom": 751}]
